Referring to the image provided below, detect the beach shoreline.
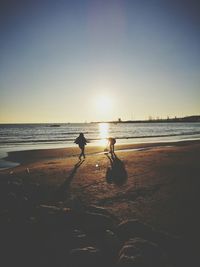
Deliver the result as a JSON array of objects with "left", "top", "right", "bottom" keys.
[
  {"left": 1, "top": 139, "right": 200, "bottom": 167},
  {"left": 1, "top": 139, "right": 200, "bottom": 230},
  {"left": 1, "top": 139, "right": 200, "bottom": 266}
]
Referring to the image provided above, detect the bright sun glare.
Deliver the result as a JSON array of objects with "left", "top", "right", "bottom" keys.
[{"left": 95, "top": 95, "right": 112, "bottom": 113}]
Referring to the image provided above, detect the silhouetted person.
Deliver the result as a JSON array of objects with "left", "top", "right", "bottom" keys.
[
  {"left": 107, "top": 137, "right": 116, "bottom": 154},
  {"left": 74, "top": 133, "right": 88, "bottom": 160}
]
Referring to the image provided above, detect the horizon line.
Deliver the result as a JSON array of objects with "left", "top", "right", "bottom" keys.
[{"left": 0, "top": 115, "right": 200, "bottom": 124}]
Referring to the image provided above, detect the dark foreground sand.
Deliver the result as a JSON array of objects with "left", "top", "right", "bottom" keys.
[{"left": 0, "top": 140, "right": 200, "bottom": 267}]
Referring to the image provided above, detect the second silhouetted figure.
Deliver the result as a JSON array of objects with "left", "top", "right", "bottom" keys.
[{"left": 107, "top": 137, "right": 116, "bottom": 154}]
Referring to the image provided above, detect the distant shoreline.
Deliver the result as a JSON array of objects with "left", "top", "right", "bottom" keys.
[{"left": 92, "top": 115, "right": 200, "bottom": 124}]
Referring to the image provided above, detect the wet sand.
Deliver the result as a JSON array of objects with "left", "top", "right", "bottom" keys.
[{"left": 0, "top": 140, "right": 200, "bottom": 266}]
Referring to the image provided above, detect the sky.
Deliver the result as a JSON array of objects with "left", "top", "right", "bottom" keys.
[{"left": 0, "top": 0, "right": 200, "bottom": 123}]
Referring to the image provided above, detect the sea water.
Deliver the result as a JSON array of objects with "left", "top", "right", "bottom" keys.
[{"left": 0, "top": 122, "right": 200, "bottom": 168}]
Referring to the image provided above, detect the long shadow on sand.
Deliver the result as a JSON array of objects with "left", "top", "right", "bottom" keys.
[
  {"left": 106, "top": 152, "right": 128, "bottom": 186},
  {"left": 56, "top": 159, "right": 85, "bottom": 200}
]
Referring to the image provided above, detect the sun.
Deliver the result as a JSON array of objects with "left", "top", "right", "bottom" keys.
[
  {"left": 91, "top": 93, "right": 114, "bottom": 121},
  {"left": 95, "top": 95, "right": 112, "bottom": 112}
]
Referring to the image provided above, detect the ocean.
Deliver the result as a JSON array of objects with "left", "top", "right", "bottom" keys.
[{"left": 0, "top": 122, "right": 200, "bottom": 169}]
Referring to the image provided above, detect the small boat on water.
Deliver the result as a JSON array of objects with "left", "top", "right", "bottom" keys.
[{"left": 49, "top": 124, "right": 61, "bottom": 127}]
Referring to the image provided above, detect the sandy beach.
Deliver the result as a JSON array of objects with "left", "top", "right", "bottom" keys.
[{"left": 1, "top": 140, "right": 200, "bottom": 267}]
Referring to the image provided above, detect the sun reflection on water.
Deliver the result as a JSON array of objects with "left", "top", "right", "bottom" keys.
[{"left": 98, "top": 123, "right": 109, "bottom": 146}]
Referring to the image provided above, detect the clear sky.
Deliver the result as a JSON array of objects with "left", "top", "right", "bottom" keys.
[{"left": 0, "top": 0, "right": 200, "bottom": 123}]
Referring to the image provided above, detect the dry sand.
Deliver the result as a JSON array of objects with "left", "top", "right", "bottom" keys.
[
  {"left": 1, "top": 140, "right": 200, "bottom": 266},
  {"left": 1, "top": 140, "right": 200, "bottom": 234}
]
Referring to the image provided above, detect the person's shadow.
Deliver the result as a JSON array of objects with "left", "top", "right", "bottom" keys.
[
  {"left": 56, "top": 159, "right": 85, "bottom": 200},
  {"left": 105, "top": 152, "right": 128, "bottom": 186}
]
